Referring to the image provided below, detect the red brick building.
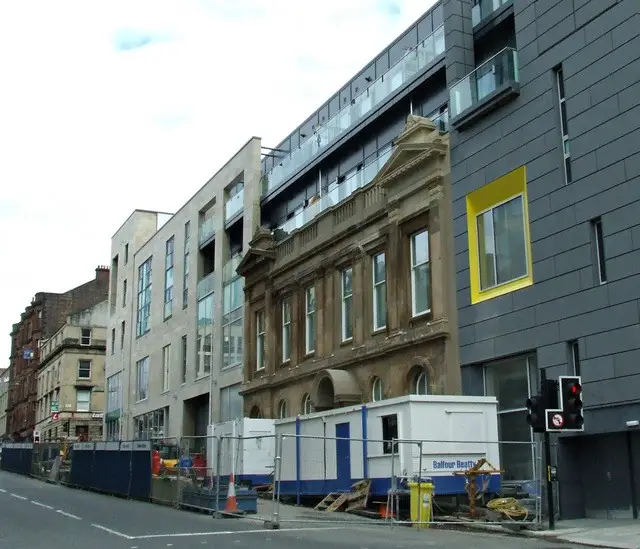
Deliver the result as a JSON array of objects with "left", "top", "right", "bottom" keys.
[{"left": 6, "top": 267, "right": 109, "bottom": 440}]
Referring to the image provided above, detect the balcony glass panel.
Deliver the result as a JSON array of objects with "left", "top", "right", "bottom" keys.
[
  {"left": 223, "top": 254, "right": 242, "bottom": 283},
  {"left": 263, "top": 24, "right": 445, "bottom": 196},
  {"left": 199, "top": 217, "right": 215, "bottom": 246},
  {"left": 449, "top": 48, "right": 518, "bottom": 119},
  {"left": 225, "top": 188, "right": 244, "bottom": 222},
  {"left": 196, "top": 272, "right": 215, "bottom": 300},
  {"left": 472, "top": 0, "right": 510, "bottom": 26}
]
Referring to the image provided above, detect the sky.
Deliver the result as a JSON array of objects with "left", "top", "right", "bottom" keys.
[{"left": 0, "top": 0, "right": 436, "bottom": 363}]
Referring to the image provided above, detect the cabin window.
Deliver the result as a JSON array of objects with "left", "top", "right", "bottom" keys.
[{"left": 381, "top": 414, "right": 398, "bottom": 454}]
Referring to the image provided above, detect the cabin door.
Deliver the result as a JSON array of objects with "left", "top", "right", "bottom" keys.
[{"left": 335, "top": 422, "right": 351, "bottom": 491}]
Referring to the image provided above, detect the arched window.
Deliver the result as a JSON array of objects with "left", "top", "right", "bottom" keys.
[
  {"left": 278, "top": 399, "right": 288, "bottom": 419},
  {"left": 302, "top": 393, "right": 313, "bottom": 415},
  {"left": 413, "top": 371, "right": 428, "bottom": 395},
  {"left": 249, "top": 405, "right": 263, "bottom": 419},
  {"left": 371, "top": 377, "right": 383, "bottom": 402}
]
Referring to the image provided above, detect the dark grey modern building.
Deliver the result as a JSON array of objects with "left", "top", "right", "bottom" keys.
[
  {"left": 257, "top": 0, "right": 640, "bottom": 521},
  {"left": 451, "top": 0, "right": 640, "bottom": 520}
]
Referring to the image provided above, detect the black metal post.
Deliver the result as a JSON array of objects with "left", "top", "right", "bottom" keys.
[
  {"left": 626, "top": 431, "right": 638, "bottom": 520},
  {"left": 544, "top": 430, "right": 555, "bottom": 530}
]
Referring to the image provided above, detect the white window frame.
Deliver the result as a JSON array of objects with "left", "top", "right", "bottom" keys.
[
  {"left": 305, "top": 286, "right": 316, "bottom": 354},
  {"left": 278, "top": 399, "right": 288, "bottom": 419},
  {"left": 341, "top": 267, "right": 353, "bottom": 342},
  {"left": 282, "top": 298, "right": 291, "bottom": 363},
  {"left": 372, "top": 377, "right": 383, "bottom": 402},
  {"left": 77, "top": 360, "right": 91, "bottom": 380},
  {"left": 302, "top": 394, "right": 312, "bottom": 415},
  {"left": 476, "top": 195, "right": 529, "bottom": 291},
  {"left": 80, "top": 328, "right": 92, "bottom": 346},
  {"left": 410, "top": 230, "right": 430, "bottom": 317},
  {"left": 76, "top": 388, "right": 91, "bottom": 412},
  {"left": 256, "top": 310, "right": 265, "bottom": 371},
  {"left": 372, "top": 252, "right": 387, "bottom": 331},
  {"left": 162, "top": 344, "right": 170, "bottom": 393},
  {"left": 414, "top": 371, "right": 428, "bottom": 395},
  {"left": 136, "top": 356, "right": 149, "bottom": 402}
]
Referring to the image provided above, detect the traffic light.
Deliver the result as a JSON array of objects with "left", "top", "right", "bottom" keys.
[
  {"left": 526, "top": 379, "right": 559, "bottom": 433},
  {"left": 560, "top": 375, "right": 583, "bottom": 431}
]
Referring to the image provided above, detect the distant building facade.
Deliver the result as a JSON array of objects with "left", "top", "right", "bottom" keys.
[
  {"left": 0, "top": 368, "right": 9, "bottom": 439},
  {"left": 35, "top": 301, "right": 108, "bottom": 442},
  {"left": 106, "top": 138, "right": 262, "bottom": 444},
  {"left": 6, "top": 267, "right": 109, "bottom": 440}
]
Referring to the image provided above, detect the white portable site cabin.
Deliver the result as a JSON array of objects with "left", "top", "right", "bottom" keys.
[
  {"left": 275, "top": 394, "right": 501, "bottom": 498},
  {"left": 208, "top": 418, "right": 276, "bottom": 486}
]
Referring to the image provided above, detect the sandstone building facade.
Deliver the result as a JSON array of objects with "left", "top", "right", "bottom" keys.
[{"left": 238, "top": 116, "right": 460, "bottom": 418}]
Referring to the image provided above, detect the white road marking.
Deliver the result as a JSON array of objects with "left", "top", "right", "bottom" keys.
[
  {"left": 0, "top": 488, "right": 6, "bottom": 493},
  {"left": 133, "top": 526, "right": 346, "bottom": 539},
  {"left": 91, "top": 524, "right": 134, "bottom": 539},
  {"left": 31, "top": 500, "right": 54, "bottom": 509},
  {"left": 10, "top": 493, "right": 27, "bottom": 500},
  {"left": 56, "top": 509, "right": 81, "bottom": 520}
]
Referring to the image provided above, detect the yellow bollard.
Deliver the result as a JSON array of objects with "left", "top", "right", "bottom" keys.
[{"left": 408, "top": 479, "right": 435, "bottom": 528}]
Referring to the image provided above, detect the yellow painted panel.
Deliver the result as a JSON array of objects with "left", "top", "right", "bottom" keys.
[{"left": 466, "top": 166, "right": 533, "bottom": 305}]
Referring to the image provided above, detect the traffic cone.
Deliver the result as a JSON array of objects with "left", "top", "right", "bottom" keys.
[{"left": 225, "top": 473, "right": 239, "bottom": 513}]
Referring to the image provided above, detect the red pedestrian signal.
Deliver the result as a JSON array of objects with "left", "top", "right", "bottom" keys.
[{"left": 560, "top": 376, "right": 584, "bottom": 431}]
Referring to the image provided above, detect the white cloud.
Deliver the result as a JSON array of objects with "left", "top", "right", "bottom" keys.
[{"left": 0, "top": 0, "right": 436, "bottom": 361}]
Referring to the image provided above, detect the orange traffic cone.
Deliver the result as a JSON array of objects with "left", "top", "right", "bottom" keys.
[{"left": 225, "top": 473, "right": 239, "bottom": 513}]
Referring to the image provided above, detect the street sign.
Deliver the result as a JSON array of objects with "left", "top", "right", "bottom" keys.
[
  {"left": 50, "top": 401, "right": 59, "bottom": 412},
  {"left": 551, "top": 413, "right": 564, "bottom": 428},
  {"left": 51, "top": 412, "right": 59, "bottom": 421}
]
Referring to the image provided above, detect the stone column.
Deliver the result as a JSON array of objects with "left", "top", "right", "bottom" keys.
[
  {"left": 243, "top": 287, "right": 253, "bottom": 380},
  {"left": 386, "top": 216, "right": 403, "bottom": 334},
  {"left": 353, "top": 253, "right": 366, "bottom": 345},
  {"left": 315, "top": 268, "right": 325, "bottom": 357},
  {"left": 264, "top": 284, "right": 275, "bottom": 376}
]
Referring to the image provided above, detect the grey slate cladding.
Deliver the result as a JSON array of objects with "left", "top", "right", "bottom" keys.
[{"left": 449, "top": 0, "right": 640, "bottom": 408}]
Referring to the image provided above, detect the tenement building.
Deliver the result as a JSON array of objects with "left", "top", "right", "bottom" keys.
[
  {"left": 106, "top": 138, "right": 262, "bottom": 446},
  {"left": 239, "top": 116, "right": 460, "bottom": 418},
  {"left": 6, "top": 266, "right": 109, "bottom": 440},
  {"left": 35, "top": 300, "right": 108, "bottom": 442},
  {"left": 447, "top": 0, "right": 640, "bottom": 520}
]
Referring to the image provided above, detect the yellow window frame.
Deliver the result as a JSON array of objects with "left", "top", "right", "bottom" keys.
[{"left": 466, "top": 165, "right": 533, "bottom": 304}]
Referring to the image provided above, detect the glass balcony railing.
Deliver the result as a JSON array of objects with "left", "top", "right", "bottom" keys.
[
  {"left": 223, "top": 254, "right": 242, "bottom": 283},
  {"left": 224, "top": 188, "right": 244, "bottom": 222},
  {"left": 274, "top": 111, "right": 447, "bottom": 239},
  {"left": 262, "top": 24, "right": 446, "bottom": 196},
  {"left": 199, "top": 217, "right": 215, "bottom": 246},
  {"left": 472, "top": 0, "right": 510, "bottom": 26},
  {"left": 197, "top": 272, "right": 215, "bottom": 300},
  {"left": 449, "top": 47, "right": 519, "bottom": 119}
]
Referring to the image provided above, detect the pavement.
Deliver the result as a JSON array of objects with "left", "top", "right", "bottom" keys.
[
  {"left": 0, "top": 470, "right": 633, "bottom": 549},
  {"left": 527, "top": 519, "right": 640, "bottom": 549}
]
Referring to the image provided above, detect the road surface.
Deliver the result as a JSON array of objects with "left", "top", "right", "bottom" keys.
[{"left": 0, "top": 470, "right": 581, "bottom": 549}]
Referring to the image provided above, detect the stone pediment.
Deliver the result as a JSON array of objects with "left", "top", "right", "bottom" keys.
[
  {"left": 236, "top": 227, "right": 276, "bottom": 277},
  {"left": 373, "top": 114, "right": 448, "bottom": 189}
]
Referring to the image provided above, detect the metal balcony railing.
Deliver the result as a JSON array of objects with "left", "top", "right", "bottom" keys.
[
  {"left": 274, "top": 111, "right": 448, "bottom": 239},
  {"left": 472, "top": 0, "right": 511, "bottom": 27},
  {"left": 224, "top": 188, "right": 244, "bottom": 222},
  {"left": 449, "top": 47, "right": 519, "bottom": 119},
  {"left": 198, "top": 217, "right": 215, "bottom": 246},
  {"left": 262, "top": 24, "right": 446, "bottom": 196}
]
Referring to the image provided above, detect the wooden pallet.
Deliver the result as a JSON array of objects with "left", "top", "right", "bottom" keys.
[{"left": 314, "top": 479, "right": 371, "bottom": 512}]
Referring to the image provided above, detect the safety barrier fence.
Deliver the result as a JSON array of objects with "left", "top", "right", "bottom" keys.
[
  {"left": 0, "top": 440, "right": 152, "bottom": 500},
  {"left": 1, "top": 434, "right": 544, "bottom": 530}
]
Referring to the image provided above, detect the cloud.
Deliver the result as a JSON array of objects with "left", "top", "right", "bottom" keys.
[
  {"left": 0, "top": 0, "right": 437, "bottom": 363},
  {"left": 113, "top": 28, "right": 172, "bottom": 52},
  {"left": 377, "top": 0, "right": 402, "bottom": 17}
]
